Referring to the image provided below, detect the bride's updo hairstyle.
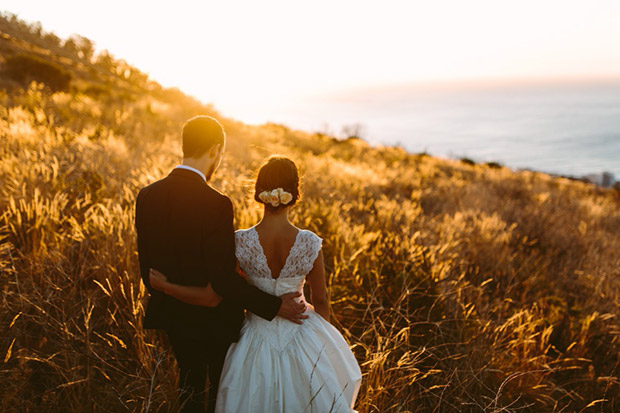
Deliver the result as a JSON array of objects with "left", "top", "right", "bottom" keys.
[{"left": 254, "top": 156, "right": 300, "bottom": 212}]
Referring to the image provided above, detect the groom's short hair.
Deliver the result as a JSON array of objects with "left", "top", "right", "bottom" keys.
[{"left": 182, "top": 116, "right": 226, "bottom": 158}]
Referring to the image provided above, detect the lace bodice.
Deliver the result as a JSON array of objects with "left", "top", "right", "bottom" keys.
[
  {"left": 235, "top": 227, "right": 323, "bottom": 349},
  {"left": 235, "top": 227, "right": 322, "bottom": 285}
]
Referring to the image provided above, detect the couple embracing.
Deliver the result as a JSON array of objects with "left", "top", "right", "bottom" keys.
[{"left": 135, "top": 116, "right": 361, "bottom": 412}]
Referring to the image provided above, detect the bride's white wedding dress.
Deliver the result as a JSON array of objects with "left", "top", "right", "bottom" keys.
[{"left": 215, "top": 228, "right": 362, "bottom": 412}]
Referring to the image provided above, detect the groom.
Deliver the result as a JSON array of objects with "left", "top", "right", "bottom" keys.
[{"left": 135, "top": 116, "right": 306, "bottom": 412}]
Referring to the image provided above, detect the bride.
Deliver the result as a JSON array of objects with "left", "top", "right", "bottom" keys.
[{"left": 149, "top": 156, "right": 362, "bottom": 412}]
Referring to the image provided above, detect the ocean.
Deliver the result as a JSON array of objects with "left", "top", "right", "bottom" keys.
[{"left": 221, "top": 80, "right": 620, "bottom": 179}]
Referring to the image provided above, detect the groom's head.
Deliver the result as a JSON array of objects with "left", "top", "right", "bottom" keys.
[{"left": 182, "top": 116, "right": 226, "bottom": 181}]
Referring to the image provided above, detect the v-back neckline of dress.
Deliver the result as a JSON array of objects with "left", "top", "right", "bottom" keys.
[{"left": 252, "top": 227, "right": 302, "bottom": 280}]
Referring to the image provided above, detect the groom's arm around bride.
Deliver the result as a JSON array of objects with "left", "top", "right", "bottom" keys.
[{"left": 205, "top": 195, "right": 309, "bottom": 323}]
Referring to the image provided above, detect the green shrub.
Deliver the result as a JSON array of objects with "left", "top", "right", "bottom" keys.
[
  {"left": 485, "top": 161, "right": 503, "bottom": 169},
  {"left": 5, "top": 53, "right": 72, "bottom": 91}
]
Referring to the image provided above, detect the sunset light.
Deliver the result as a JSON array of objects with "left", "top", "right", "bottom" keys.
[
  {"left": 4, "top": 0, "right": 620, "bottom": 117},
  {"left": 1, "top": 2, "right": 620, "bottom": 410}
]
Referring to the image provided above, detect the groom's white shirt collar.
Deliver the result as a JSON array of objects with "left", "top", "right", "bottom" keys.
[{"left": 175, "top": 165, "right": 206, "bottom": 182}]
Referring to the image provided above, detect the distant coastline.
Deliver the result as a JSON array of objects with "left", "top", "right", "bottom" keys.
[{"left": 217, "top": 79, "right": 620, "bottom": 183}]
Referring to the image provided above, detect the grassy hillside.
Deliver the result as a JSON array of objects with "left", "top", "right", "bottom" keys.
[{"left": 1, "top": 14, "right": 619, "bottom": 412}]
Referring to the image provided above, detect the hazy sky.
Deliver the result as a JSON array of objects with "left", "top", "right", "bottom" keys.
[{"left": 3, "top": 0, "right": 620, "bottom": 113}]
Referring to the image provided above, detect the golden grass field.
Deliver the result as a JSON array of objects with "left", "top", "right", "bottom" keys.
[{"left": 1, "top": 16, "right": 619, "bottom": 412}]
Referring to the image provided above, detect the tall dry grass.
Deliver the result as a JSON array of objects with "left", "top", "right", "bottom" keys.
[{"left": 1, "top": 83, "right": 619, "bottom": 412}]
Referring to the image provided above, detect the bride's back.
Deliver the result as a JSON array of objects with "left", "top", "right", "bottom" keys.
[
  {"left": 235, "top": 226, "right": 322, "bottom": 285},
  {"left": 254, "top": 225, "right": 300, "bottom": 279}
]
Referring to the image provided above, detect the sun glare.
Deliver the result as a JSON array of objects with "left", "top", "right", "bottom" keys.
[{"left": 3, "top": 0, "right": 620, "bottom": 118}]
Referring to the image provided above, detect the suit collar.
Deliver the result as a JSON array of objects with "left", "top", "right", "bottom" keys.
[
  {"left": 169, "top": 167, "right": 208, "bottom": 184},
  {"left": 174, "top": 165, "right": 206, "bottom": 182}
]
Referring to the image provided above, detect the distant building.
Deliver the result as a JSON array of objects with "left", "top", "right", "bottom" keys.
[{"left": 583, "top": 172, "right": 616, "bottom": 188}]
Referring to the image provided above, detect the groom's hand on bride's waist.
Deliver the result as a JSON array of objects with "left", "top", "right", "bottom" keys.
[{"left": 277, "top": 292, "right": 308, "bottom": 325}]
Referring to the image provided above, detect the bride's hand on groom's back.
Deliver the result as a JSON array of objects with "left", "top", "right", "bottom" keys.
[{"left": 277, "top": 292, "right": 308, "bottom": 325}]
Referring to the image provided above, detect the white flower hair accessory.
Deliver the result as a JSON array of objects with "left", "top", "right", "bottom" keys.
[{"left": 258, "top": 188, "right": 293, "bottom": 207}]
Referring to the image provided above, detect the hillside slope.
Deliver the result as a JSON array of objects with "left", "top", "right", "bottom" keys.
[{"left": 1, "top": 14, "right": 619, "bottom": 412}]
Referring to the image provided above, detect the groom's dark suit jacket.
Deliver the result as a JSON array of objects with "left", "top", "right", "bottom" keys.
[{"left": 135, "top": 168, "right": 281, "bottom": 342}]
